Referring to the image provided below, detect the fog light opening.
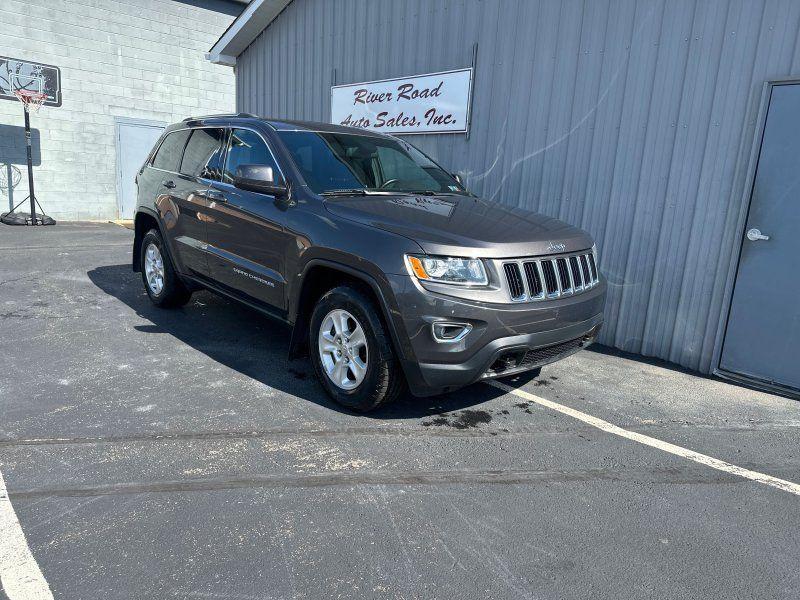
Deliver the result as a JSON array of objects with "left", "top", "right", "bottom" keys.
[{"left": 432, "top": 322, "right": 472, "bottom": 343}]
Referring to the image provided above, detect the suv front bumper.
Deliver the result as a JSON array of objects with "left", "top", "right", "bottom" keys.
[{"left": 385, "top": 274, "right": 607, "bottom": 396}]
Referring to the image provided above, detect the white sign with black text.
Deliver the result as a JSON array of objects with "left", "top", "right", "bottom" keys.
[{"left": 330, "top": 68, "right": 473, "bottom": 135}]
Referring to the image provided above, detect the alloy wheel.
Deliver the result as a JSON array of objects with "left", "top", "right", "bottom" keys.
[
  {"left": 144, "top": 242, "right": 165, "bottom": 296},
  {"left": 318, "top": 309, "right": 369, "bottom": 390}
]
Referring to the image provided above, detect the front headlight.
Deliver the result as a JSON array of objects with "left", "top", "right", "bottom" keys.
[{"left": 405, "top": 254, "right": 488, "bottom": 286}]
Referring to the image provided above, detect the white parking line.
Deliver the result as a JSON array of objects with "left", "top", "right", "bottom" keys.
[
  {"left": 490, "top": 381, "right": 800, "bottom": 497},
  {"left": 0, "top": 469, "right": 54, "bottom": 600}
]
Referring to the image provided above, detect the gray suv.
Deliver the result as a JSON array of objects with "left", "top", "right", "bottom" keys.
[{"left": 132, "top": 114, "right": 606, "bottom": 411}]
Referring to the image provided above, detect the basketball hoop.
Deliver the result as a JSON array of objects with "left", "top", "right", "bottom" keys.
[
  {"left": 1, "top": 87, "right": 55, "bottom": 225},
  {"left": 13, "top": 89, "right": 46, "bottom": 113},
  {"left": 0, "top": 57, "right": 57, "bottom": 226}
]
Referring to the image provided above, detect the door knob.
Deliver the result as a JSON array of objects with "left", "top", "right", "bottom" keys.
[
  {"left": 205, "top": 190, "right": 227, "bottom": 203},
  {"left": 746, "top": 228, "right": 770, "bottom": 241}
]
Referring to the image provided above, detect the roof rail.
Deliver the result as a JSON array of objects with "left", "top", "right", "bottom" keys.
[{"left": 182, "top": 112, "right": 257, "bottom": 122}]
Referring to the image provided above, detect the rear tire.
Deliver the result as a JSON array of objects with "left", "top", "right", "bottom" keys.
[
  {"left": 309, "top": 285, "right": 405, "bottom": 412},
  {"left": 140, "top": 229, "right": 191, "bottom": 308}
]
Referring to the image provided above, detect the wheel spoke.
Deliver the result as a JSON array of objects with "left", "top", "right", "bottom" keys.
[
  {"left": 350, "top": 356, "right": 366, "bottom": 382},
  {"left": 333, "top": 360, "right": 348, "bottom": 385},
  {"left": 348, "top": 324, "right": 366, "bottom": 349},
  {"left": 338, "top": 312, "right": 350, "bottom": 337},
  {"left": 330, "top": 315, "right": 342, "bottom": 336}
]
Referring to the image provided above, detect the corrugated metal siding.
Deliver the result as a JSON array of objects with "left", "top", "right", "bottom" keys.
[{"left": 234, "top": 0, "right": 800, "bottom": 373}]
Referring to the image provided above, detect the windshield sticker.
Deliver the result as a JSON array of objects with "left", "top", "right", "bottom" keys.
[{"left": 390, "top": 196, "right": 456, "bottom": 217}]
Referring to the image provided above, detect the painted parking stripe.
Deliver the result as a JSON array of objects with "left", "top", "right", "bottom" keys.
[
  {"left": 0, "top": 469, "right": 54, "bottom": 600},
  {"left": 490, "top": 381, "right": 800, "bottom": 497}
]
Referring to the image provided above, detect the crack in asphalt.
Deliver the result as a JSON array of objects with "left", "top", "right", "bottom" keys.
[
  {"left": 1, "top": 420, "right": 797, "bottom": 448},
  {"left": 8, "top": 466, "right": 746, "bottom": 499}
]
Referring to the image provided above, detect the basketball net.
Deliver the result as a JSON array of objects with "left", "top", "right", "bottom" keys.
[{"left": 13, "top": 89, "right": 46, "bottom": 113}]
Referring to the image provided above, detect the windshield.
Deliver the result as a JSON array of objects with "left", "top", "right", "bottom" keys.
[{"left": 276, "top": 130, "right": 467, "bottom": 195}]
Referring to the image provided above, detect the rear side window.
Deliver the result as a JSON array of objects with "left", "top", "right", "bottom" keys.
[
  {"left": 152, "top": 130, "right": 190, "bottom": 172},
  {"left": 223, "top": 129, "right": 280, "bottom": 184},
  {"left": 180, "top": 128, "right": 226, "bottom": 180}
]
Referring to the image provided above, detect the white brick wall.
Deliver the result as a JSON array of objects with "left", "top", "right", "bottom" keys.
[{"left": 0, "top": 0, "right": 239, "bottom": 220}]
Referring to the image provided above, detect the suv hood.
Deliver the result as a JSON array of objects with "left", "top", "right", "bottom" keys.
[{"left": 323, "top": 194, "right": 593, "bottom": 258}]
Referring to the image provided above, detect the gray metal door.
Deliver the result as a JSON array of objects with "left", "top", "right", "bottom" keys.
[
  {"left": 115, "top": 119, "right": 164, "bottom": 219},
  {"left": 720, "top": 82, "right": 800, "bottom": 394}
]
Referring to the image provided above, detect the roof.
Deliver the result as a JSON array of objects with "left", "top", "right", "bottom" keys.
[
  {"left": 265, "top": 118, "right": 387, "bottom": 137},
  {"left": 177, "top": 114, "right": 390, "bottom": 137},
  {"left": 206, "top": 0, "right": 293, "bottom": 65}
]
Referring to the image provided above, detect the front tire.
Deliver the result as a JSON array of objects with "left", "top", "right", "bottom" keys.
[
  {"left": 140, "top": 229, "right": 191, "bottom": 308},
  {"left": 309, "top": 285, "right": 405, "bottom": 411}
]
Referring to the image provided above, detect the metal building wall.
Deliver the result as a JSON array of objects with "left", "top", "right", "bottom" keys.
[{"left": 235, "top": 0, "right": 800, "bottom": 373}]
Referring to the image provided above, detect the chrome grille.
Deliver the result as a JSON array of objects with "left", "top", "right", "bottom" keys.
[{"left": 502, "top": 250, "right": 600, "bottom": 302}]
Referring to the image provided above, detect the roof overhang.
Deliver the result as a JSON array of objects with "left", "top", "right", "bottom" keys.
[{"left": 206, "top": 0, "right": 293, "bottom": 65}]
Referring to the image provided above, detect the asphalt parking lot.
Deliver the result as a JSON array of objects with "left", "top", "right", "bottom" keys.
[{"left": 1, "top": 222, "right": 799, "bottom": 600}]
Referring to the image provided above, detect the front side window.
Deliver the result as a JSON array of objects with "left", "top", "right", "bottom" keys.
[
  {"left": 180, "top": 128, "right": 226, "bottom": 180},
  {"left": 152, "top": 129, "right": 191, "bottom": 172},
  {"left": 275, "top": 130, "right": 465, "bottom": 195},
  {"left": 223, "top": 129, "right": 280, "bottom": 184}
]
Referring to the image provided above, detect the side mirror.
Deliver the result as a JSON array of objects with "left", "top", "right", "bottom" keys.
[
  {"left": 233, "top": 164, "right": 288, "bottom": 198},
  {"left": 452, "top": 173, "right": 464, "bottom": 186}
]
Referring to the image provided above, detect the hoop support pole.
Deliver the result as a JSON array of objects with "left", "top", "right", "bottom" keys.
[{"left": 23, "top": 108, "right": 37, "bottom": 224}]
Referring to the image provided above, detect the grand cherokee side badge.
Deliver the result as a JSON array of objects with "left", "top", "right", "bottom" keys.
[{"left": 547, "top": 241, "right": 566, "bottom": 253}]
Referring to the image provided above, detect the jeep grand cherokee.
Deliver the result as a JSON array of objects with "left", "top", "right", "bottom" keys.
[{"left": 132, "top": 114, "right": 606, "bottom": 411}]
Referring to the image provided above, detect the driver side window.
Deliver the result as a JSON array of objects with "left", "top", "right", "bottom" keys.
[{"left": 223, "top": 128, "right": 280, "bottom": 184}]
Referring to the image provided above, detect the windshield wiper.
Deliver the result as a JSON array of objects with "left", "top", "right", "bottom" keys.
[
  {"left": 413, "top": 190, "right": 464, "bottom": 196},
  {"left": 320, "top": 188, "right": 465, "bottom": 197},
  {"left": 320, "top": 188, "right": 403, "bottom": 197},
  {"left": 319, "top": 189, "right": 371, "bottom": 196}
]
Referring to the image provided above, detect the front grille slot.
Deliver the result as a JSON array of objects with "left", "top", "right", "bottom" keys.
[
  {"left": 580, "top": 255, "right": 591, "bottom": 284},
  {"left": 541, "top": 260, "right": 558, "bottom": 295},
  {"left": 588, "top": 253, "right": 598, "bottom": 281},
  {"left": 569, "top": 256, "right": 583, "bottom": 288},
  {"left": 501, "top": 250, "right": 600, "bottom": 302},
  {"left": 556, "top": 258, "right": 571, "bottom": 292},
  {"left": 503, "top": 263, "right": 525, "bottom": 300},
  {"left": 523, "top": 262, "right": 543, "bottom": 297}
]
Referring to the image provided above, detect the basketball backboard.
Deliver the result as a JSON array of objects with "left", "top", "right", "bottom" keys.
[{"left": 0, "top": 56, "right": 62, "bottom": 107}]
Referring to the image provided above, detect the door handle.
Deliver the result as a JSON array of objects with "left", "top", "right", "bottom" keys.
[
  {"left": 205, "top": 190, "right": 227, "bottom": 203},
  {"left": 746, "top": 228, "right": 770, "bottom": 241},
  {"left": 162, "top": 180, "right": 176, "bottom": 189}
]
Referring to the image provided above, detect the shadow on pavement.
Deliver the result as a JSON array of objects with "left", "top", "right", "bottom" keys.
[{"left": 87, "top": 264, "right": 517, "bottom": 419}]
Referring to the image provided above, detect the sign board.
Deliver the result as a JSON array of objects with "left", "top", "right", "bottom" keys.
[
  {"left": 0, "top": 56, "right": 62, "bottom": 107},
  {"left": 331, "top": 68, "right": 473, "bottom": 135}
]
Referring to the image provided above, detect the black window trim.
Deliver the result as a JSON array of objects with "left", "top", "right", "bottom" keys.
[{"left": 149, "top": 124, "right": 286, "bottom": 187}]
